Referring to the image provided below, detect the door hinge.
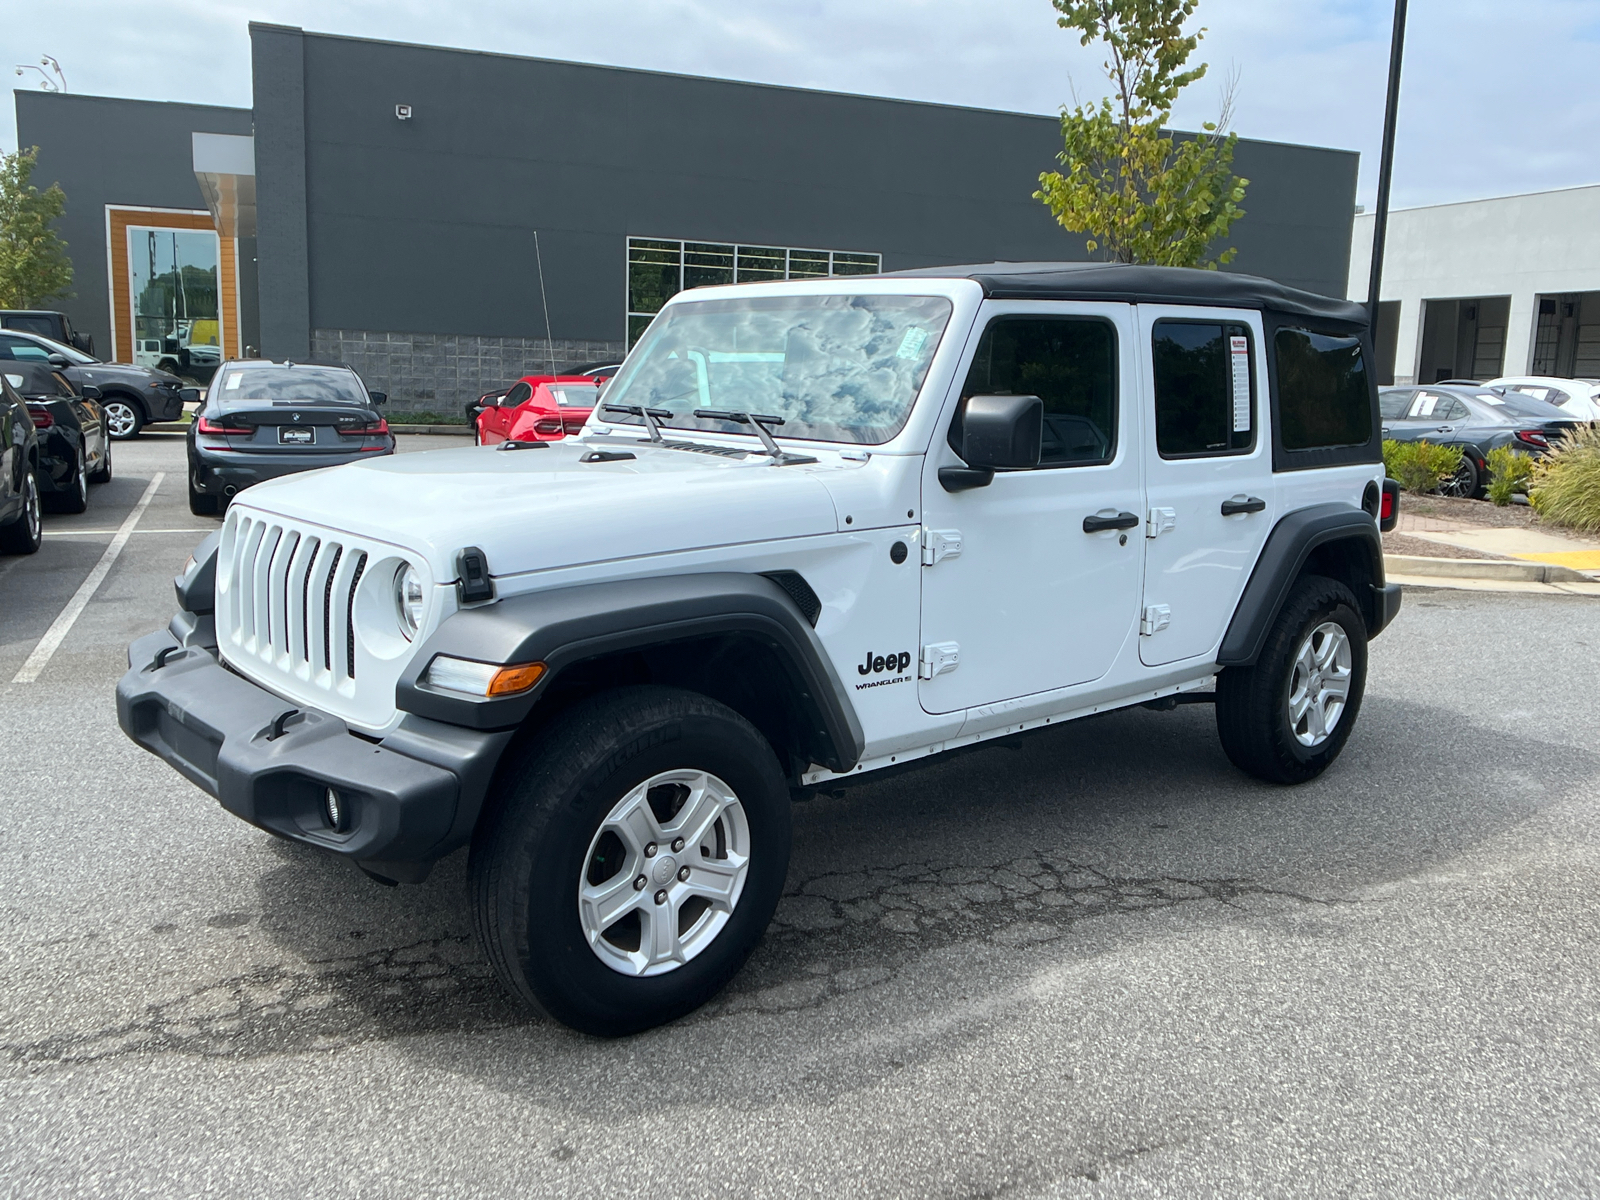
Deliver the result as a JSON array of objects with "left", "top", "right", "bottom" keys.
[
  {"left": 922, "top": 528, "right": 963, "bottom": 566},
  {"left": 1147, "top": 507, "right": 1177, "bottom": 538},
  {"left": 1140, "top": 605, "right": 1171, "bottom": 636},
  {"left": 919, "top": 642, "right": 960, "bottom": 679}
]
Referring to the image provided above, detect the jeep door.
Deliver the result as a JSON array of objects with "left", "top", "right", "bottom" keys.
[
  {"left": 1135, "top": 306, "right": 1274, "bottom": 667},
  {"left": 918, "top": 302, "right": 1144, "bottom": 714}
]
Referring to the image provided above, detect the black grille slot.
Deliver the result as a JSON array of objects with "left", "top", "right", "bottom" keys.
[
  {"left": 299, "top": 538, "right": 319, "bottom": 662},
  {"left": 761, "top": 570, "right": 822, "bottom": 626},
  {"left": 346, "top": 552, "right": 367, "bottom": 679},
  {"left": 321, "top": 546, "right": 342, "bottom": 671}
]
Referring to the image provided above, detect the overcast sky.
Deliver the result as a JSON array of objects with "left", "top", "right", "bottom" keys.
[{"left": 6, "top": 0, "right": 1598, "bottom": 210}]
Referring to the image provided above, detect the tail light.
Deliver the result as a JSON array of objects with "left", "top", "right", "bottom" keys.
[
  {"left": 1513, "top": 429, "right": 1549, "bottom": 449},
  {"left": 534, "top": 417, "right": 563, "bottom": 436},
  {"left": 197, "top": 415, "right": 251, "bottom": 435},
  {"left": 1380, "top": 478, "right": 1400, "bottom": 532},
  {"left": 337, "top": 417, "right": 389, "bottom": 437},
  {"left": 25, "top": 404, "right": 53, "bottom": 429}
]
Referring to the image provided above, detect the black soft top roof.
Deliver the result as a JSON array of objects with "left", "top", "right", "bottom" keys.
[{"left": 884, "top": 262, "right": 1368, "bottom": 331}]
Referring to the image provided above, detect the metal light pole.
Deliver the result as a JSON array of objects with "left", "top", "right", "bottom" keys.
[{"left": 1366, "top": 0, "right": 1408, "bottom": 319}]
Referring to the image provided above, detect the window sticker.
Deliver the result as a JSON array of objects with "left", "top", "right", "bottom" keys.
[
  {"left": 1479, "top": 393, "right": 1505, "bottom": 405},
  {"left": 1415, "top": 393, "right": 1438, "bottom": 417},
  {"left": 1229, "top": 335, "right": 1250, "bottom": 432},
  {"left": 896, "top": 326, "right": 929, "bottom": 360},
  {"left": 225, "top": 372, "right": 242, "bottom": 390}
]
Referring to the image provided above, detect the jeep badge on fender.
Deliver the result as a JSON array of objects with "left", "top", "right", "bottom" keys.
[
  {"left": 860, "top": 650, "right": 912, "bottom": 675},
  {"left": 117, "top": 262, "right": 1400, "bottom": 1037}
]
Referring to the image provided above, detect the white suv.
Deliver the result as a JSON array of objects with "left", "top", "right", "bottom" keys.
[{"left": 119, "top": 263, "right": 1402, "bottom": 1035}]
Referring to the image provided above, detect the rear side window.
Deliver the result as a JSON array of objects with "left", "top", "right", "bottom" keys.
[
  {"left": 1151, "top": 321, "right": 1254, "bottom": 456},
  {"left": 952, "top": 316, "right": 1117, "bottom": 467},
  {"left": 1274, "top": 328, "right": 1373, "bottom": 451},
  {"left": 1379, "top": 389, "right": 1413, "bottom": 419}
]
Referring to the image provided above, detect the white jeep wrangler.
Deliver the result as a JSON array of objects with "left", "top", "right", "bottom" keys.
[{"left": 119, "top": 263, "right": 1402, "bottom": 1036}]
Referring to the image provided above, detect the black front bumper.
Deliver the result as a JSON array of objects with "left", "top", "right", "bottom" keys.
[{"left": 117, "top": 623, "right": 511, "bottom": 882}]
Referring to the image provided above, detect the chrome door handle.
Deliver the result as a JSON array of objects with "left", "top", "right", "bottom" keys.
[
  {"left": 1083, "top": 511, "right": 1140, "bottom": 533},
  {"left": 1220, "top": 496, "right": 1266, "bottom": 516}
]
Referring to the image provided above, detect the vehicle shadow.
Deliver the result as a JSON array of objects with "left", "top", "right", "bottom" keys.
[{"left": 17, "top": 692, "right": 1595, "bottom": 1113}]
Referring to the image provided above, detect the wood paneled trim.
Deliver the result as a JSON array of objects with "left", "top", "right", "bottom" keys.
[{"left": 107, "top": 208, "right": 238, "bottom": 364}]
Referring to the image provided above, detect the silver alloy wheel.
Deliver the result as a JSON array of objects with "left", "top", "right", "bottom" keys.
[
  {"left": 578, "top": 768, "right": 751, "bottom": 978},
  {"left": 104, "top": 401, "right": 138, "bottom": 438},
  {"left": 1287, "top": 620, "right": 1353, "bottom": 747},
  {"left": 23, "top": 473, "right": 39, "bottom": 542}
]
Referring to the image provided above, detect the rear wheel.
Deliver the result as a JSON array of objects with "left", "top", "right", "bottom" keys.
[
  {"left": 103, "top": 398, "right": 144, "bottom": 440},
  {"left": 1440, "top": 452, "right": 1481, "bottom": 499},
  {"left": 470, "top": 685, "right": 790, "bottom": 1036},
  {"left": 0, "top": 471, "right": 42, "bottom": 555},
  {"left": 1216, "top": 574, "right": 1368, "bottom": 784},
  {"left": 88, "top": 436, "right": 112, "bottom": 484},
  {"left": 46, "top": 446, "right": 89, "bottom": 514}
]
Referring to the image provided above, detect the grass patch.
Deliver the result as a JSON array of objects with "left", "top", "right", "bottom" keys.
[
  {"left": 1383, "top": 439, "right": 1463, "bottom": 494},
  {"left": 1530, "top": 425, "right": 1600, "bottom": 533}
]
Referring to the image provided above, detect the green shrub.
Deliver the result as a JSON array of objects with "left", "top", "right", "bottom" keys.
[
  {"left": 1530, "top": 424, "right": 1600, "bottom": 533},
  {"left": 1383, "top": 439, "right": 1464, "bottom": 494},
  {"left": 1485, "top": 445, "right": 1535, "bottom": 506},
  {"left": 392, "top": 410, "right": 467, "bottom": 425}
]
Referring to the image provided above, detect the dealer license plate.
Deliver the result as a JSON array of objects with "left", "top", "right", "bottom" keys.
[{"left": 278, "top": 427, "right": 314, "bottom": 445}]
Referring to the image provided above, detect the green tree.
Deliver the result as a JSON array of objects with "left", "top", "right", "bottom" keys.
[
  {"left": 1034, "top": 0, "right": 1248, "bottom": 268},
  {"left": 0, "top": 147, "right": 73, "bottom": 307}
]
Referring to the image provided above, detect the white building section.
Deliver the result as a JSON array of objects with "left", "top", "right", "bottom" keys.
[{"left": 1348, "top": 184, "right": 1600, "bottom": 385}]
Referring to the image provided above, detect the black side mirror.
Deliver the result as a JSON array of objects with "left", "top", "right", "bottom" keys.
[
  {"left": 180, "top": 387, "right": 201, "bottom": 404},
  {"left": 80, "top": 384, "right": 102, "bottom": 400},
  {"left": 368, "top": 391, "right": 387, "bottom": 406},
  {"left": 940, "top": 394, "right": 1043, "bottom": 492},
  {"left": 47, "top": 352, "right": 69, "bottom": 368}
]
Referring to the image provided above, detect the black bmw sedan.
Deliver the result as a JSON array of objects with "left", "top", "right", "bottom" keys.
[
  {"left": 3, "top": 361, "right": 111, "bottom": 514},
  {"left": 1379, "top": 383, "right": 1581, "bottom": 498},
  {"left": 187, "top": 360, "right": 394, "bottom": 515}
]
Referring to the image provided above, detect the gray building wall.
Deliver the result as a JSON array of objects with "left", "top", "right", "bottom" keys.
[
  {"left": 15, "top": 91, "right": 257, "bottom": 358},
  {"left": 252, "top": 26, "right": 1357, "bottom": 413}
]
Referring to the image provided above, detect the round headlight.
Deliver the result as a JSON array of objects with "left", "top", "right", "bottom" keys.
[{"left": 394, "top": 563, "right": 424, "bottom": 641}]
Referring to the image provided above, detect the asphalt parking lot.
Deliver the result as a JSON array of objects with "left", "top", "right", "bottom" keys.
[{"left": 3, "top": 433, "right": 1600, "bottom": 1198}]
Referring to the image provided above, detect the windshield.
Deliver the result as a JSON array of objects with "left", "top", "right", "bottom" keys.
[
  {"left": 602, "top": 294, "right": 954, "bottom": 444},
  {"left": 4, "top": 365, "right": 74, "bottom": 398},
  {"left": 218, "top": 366, "right": 368, "bottom": 406}
]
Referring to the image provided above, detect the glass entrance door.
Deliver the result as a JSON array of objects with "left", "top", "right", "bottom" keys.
[{"left": 127, "top": 226, "right": 222, "bottom": 383}]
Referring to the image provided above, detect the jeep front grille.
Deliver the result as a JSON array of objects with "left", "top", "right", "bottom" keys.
[{"left": 215, "top": 510, "right": 413, "bottom": 730}]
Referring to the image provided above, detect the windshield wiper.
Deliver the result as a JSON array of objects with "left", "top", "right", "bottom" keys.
[
  {"left": 692, "top": 409, "right": 817, "bottom": 466},
  {"left": 600, "top": 403, "right": 671, "bottom": 442}
]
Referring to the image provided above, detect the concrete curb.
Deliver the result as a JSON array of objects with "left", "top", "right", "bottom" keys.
[
  {"left": 392, "top": 425, "right": 472, "bottom": 435},
  {"left": 1385, "top": 553, "right": 1593, "bottom": 584}
]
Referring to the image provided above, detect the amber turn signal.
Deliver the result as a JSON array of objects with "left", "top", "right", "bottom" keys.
[{"left": 487, "top": 662, "right": 546, "bottom": 696}]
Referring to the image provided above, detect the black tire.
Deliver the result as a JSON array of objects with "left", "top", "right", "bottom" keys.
[
  {"left": 188, "top": 467, "right": 218, "bottom": 516},
  {"left": 45, "top": 446, "right": 88, "bottom": 515},
  {"left": 1440, "top": 451, "right": 1481, "bottom": 499},
  {"left": 88, "top": 436, "right": 112, "bottom": 484},
  {"left": 470, "top": 685, "right": 791, "bottom": 1036},
  {"left": 1215, "top": 574, "right": 1368, "bottom": 785},
  {"left": 103, "top": 397, "right": 145, "bottom": 440},
  {"left": 0, "top": 471, "right": 42, "bottom": 555}
]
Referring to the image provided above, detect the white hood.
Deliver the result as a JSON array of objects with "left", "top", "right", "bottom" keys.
[{"left": 233, "top": 438, "right": 845, "bottom": 581}]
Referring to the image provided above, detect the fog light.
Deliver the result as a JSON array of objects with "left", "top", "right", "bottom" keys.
[{"left": 324, "top": 787, "right": 347, "bottom": 832}]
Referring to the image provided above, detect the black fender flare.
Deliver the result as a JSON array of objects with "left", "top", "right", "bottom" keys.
[
  {"left": 395, "top": 572, "right": 866, "bottom": 773},
  {"left": 1217, "top": 503, "right": 1394, "bottom": 667}
]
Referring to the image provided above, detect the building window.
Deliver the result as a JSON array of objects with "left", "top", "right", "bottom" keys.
[{"left": 626, "top": 238, "right": 882, "bottom": 346}]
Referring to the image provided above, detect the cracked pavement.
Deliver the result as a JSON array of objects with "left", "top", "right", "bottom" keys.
[{"left": 4, "top": 436, "right": 1600, "bottom": 1198}]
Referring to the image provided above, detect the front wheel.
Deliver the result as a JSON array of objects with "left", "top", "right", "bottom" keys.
[
  {"left": 469, "top": 685, "right": 791, "bottom": 1036},
  {"left": 46, "top": 446, "right": 89, "bottom": 514},
  {"left": 88, "top": 436, "right": 112, "bottom": 484},
  {"left": 1216, "top": 574, "right": 1368, "bottom": 784},
  {"left": 103, "top": 399, "right": 145, "bottom": 440}
]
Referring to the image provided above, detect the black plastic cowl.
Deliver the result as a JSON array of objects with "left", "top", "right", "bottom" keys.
[{"left": 174, "top": 530, "right": 221, "bottom": 615}]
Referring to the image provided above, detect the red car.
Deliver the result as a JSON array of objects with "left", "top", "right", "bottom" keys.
[{"left": 472, "top": 375, "right": 604, "bottom": 445}]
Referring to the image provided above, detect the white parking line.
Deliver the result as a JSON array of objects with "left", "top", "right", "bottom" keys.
[{"left": 12, "top": 473, "right": 165, "bottom": 684}]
